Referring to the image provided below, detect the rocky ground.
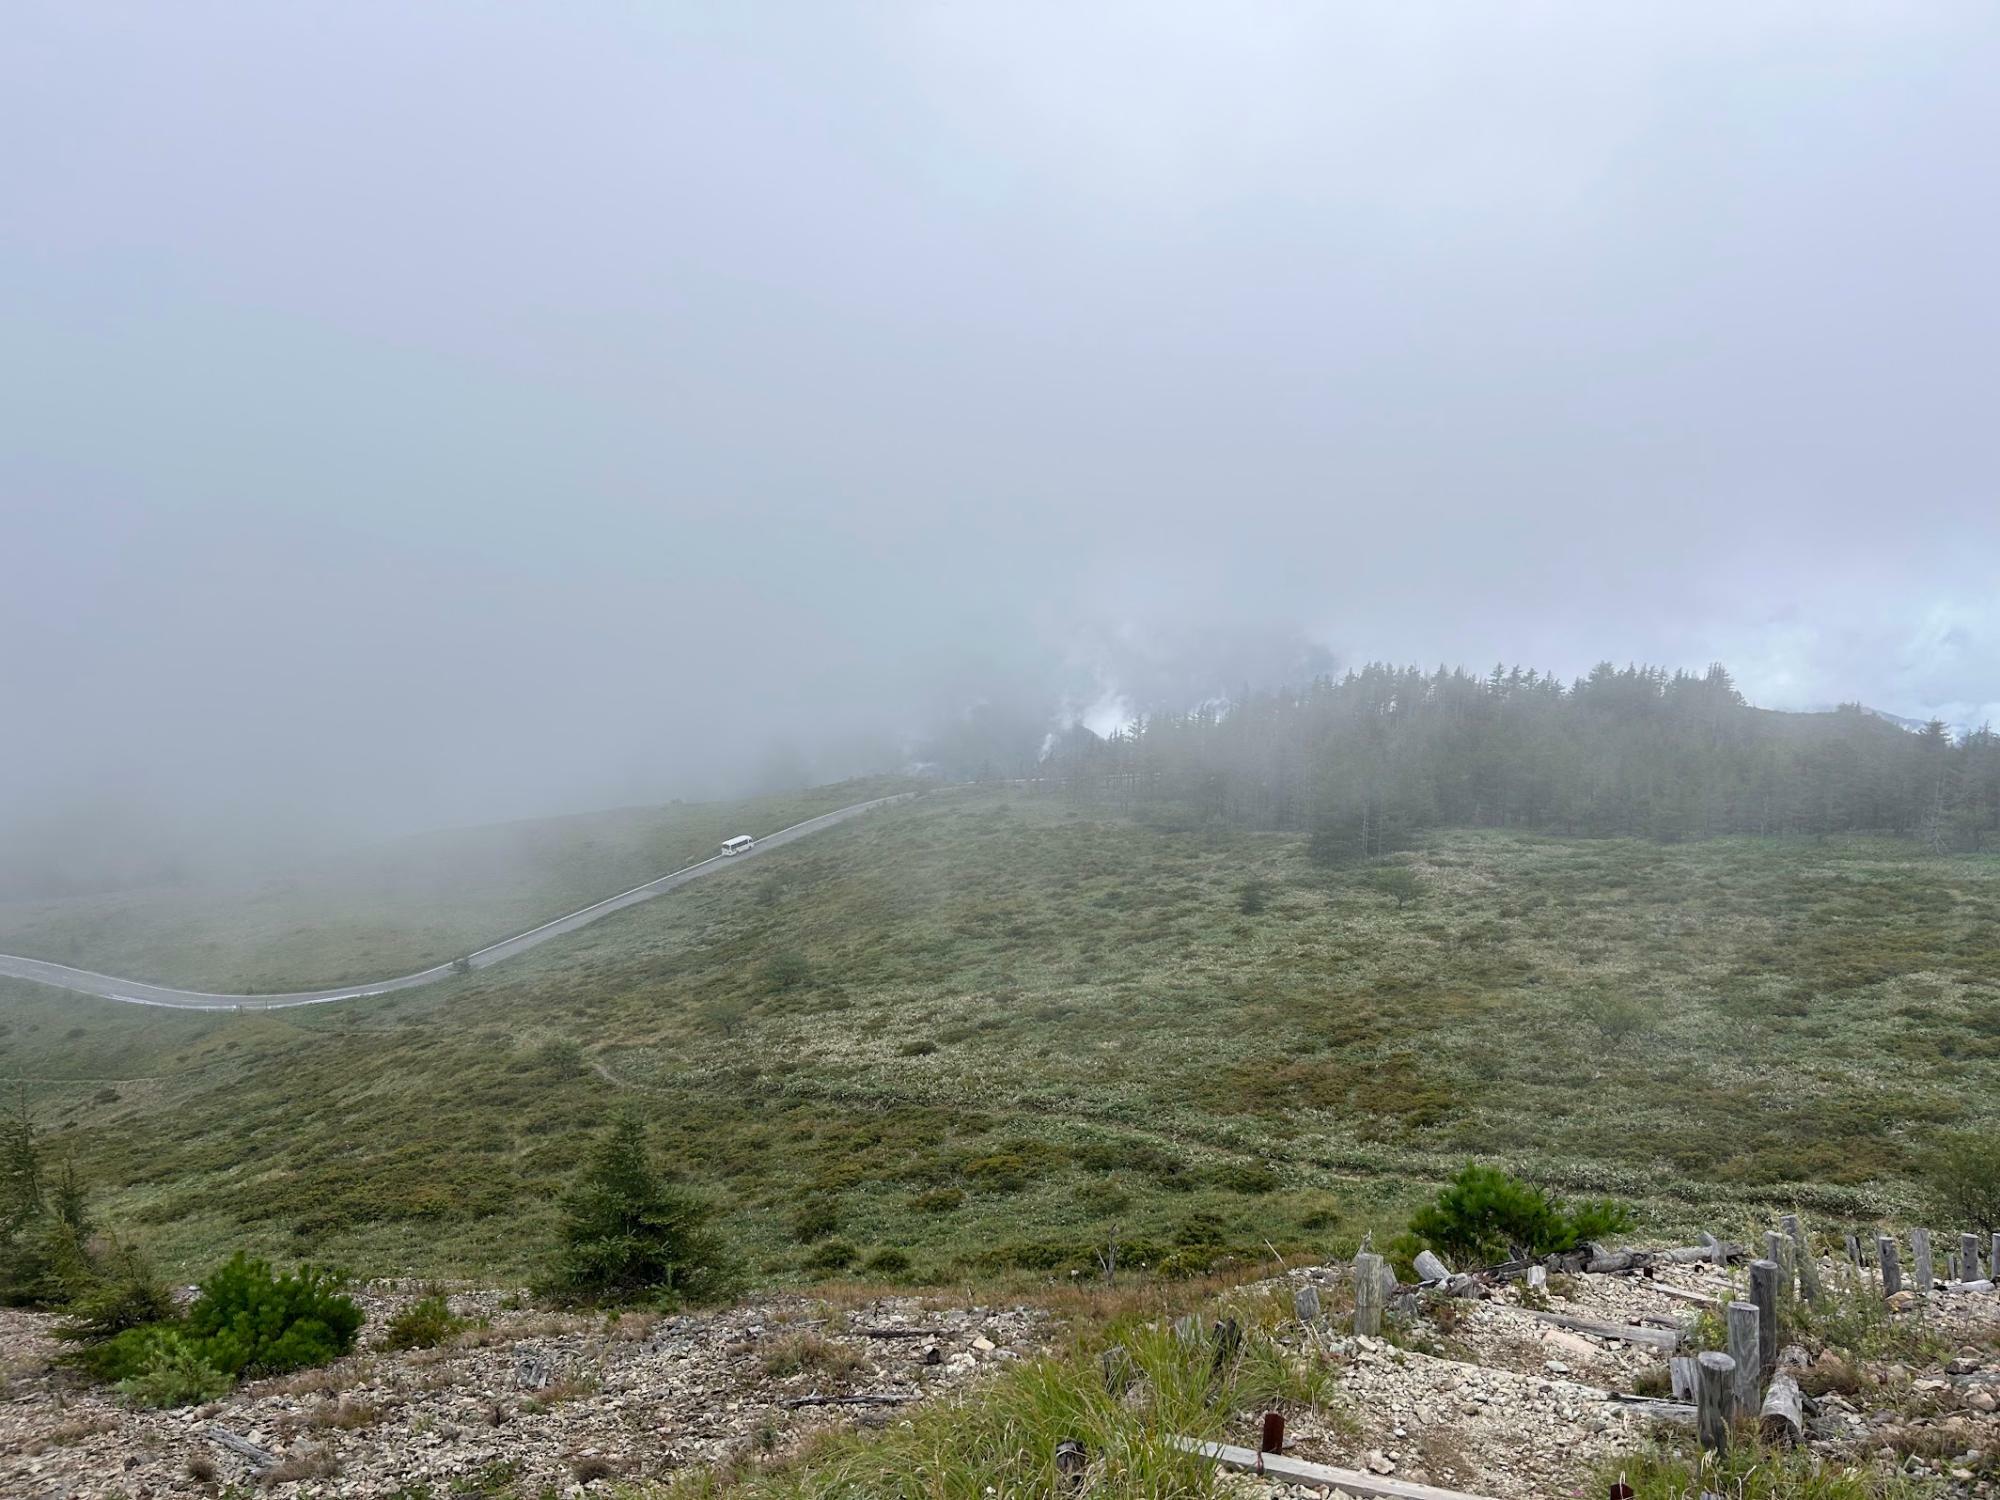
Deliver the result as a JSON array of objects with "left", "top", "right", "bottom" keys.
[
  {"left": 1225, "top": 1255, "right": 2000, "bottom": 1500},
  {"left": 5, "top": 1255, "right": 1996, "bottom": 1500},
  {"left": 0, "top": 1285, "right": 1046, "bottom": 1499}
]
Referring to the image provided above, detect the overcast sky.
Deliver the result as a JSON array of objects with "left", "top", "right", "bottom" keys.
[{"left": 4, "top": 2, "right": 1998, "bottom": 851}]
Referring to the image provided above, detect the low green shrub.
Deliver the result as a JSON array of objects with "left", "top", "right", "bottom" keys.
[
  {"left": 802, "top": 1240, "right": 857, "bottom": 1272},
  {"left": 54, "top": 1239, "right": 177, "bottom": 1346},
  {"left": 789, "top": 1198, "right": 842, "bottom": 1243},
  {"left": 381, "top": 1292, "right": 467, "bottom": 1352},
  {"left": 859, "top": 1247, "right": 911, "bottom": 1277},
  {"left": 115, "top": 1327, "right": 232, "bottom": 1409},
  {"left": 187, "top": 1254, "right": 364, "bottom": 1378},
  {"left": 1407, "top": 1164, "right": 1634, "bottom": 1264},
  {"left": 1927, "top": 1130, "right": 2000, "bottom": 1235}
]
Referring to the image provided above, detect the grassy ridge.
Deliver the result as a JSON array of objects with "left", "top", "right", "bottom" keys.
[{"left": 1, "top": 787, "right": 1996, "bottom": 1286}]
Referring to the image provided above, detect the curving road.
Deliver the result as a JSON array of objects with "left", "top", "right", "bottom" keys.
[{"left": 0, "top": 792, "right": 919, "bottom": 1013}]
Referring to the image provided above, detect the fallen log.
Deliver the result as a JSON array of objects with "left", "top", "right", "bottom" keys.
[
  {"left": 1512, "top": 1307, "right": 1680, "bottom": 1354},
  {"left": 1587, "top": 1243, "right": 1744, "bottom": 1274},
  {"left": 778, "top": 1393, "right": 916, "bottom": 1409},
  {"left": 1171, "top": 1436, "right": 1503, "bottom": 1500},
  {"left": 205, "top": 1427, "right": 277, "bottom": 1471},
  {"left": 1944, "top": 1279, "right": 1997, "bottom": 1294},
  {"left": 1647, "top": 1283, "right": 1723, "bottom": 1311},
  {"left": 1759, "top": 1370, "right": 1805, "bottom": 1446},
  {"left": 1604, "top": 1392, "right": 1697, "bottom": 1423},
  {"left": 853, "top": 1327, "right": 934, "bottom": 1339},
  {"left": 1413, "top": 1250, "right": 1453, "bottom": 1283}
]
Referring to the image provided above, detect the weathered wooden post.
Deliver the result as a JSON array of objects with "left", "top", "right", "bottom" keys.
[
  {"left": 1961, "top": 1233, "right": 1982, "bottom": 1282},
  {"left": 1748, "top": 1260, "right": 1779, "bottom": 1380},
  {"left": 1992, "top": 1233, "right": 1999, "bottom": 1284},
  {"left": 1697, "top": 1351, "right": 1735, "bottom": 1453},
  {"left": 1702, "top": 1230, "right": 1727, "bottom": 1268},
  {"left": 1845, "top": 1232, "right": 1862, "bottom": 1271},
  {"left": 1725, "top": 1301, "right": 1761, "bottom": 1419},
  {"left": 1294, "top": 1284, "right": 1321, "bottom": 1325},
  {"left": 1782, "top": 1213, "right": 1820, "bottom": 1302},
  {"left": 1912, "top": 1228, "right": 1934, "bottom": 1297},
  {"left": 1765, "top": 1230, "right": 1795, "bottom": 1302},
  {"left": 1877, "top": 1236, "right": 1902, "bottom": 1297},
  {"left": 1352, "top": 1251, "right": 1384, "bottom": 1336},
  {"left": 1669, "top": 1355, "right": 1697, "bottom": 1402}
]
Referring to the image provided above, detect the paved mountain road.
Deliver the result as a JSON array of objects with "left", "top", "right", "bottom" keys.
[{"left": 0, "top": 792, "right": 918, "bottom": 1012}]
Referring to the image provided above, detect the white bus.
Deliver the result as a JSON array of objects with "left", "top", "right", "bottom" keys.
[{"left": 720, "top": 834, "right": 756, "bottom": 856}]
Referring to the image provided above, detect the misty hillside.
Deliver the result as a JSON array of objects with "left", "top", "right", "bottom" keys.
[
  {"left": 0, "top": 778, "right": 913, "bottom": 990},
  {"left": 6, "top": 786, "right": 1995, "bottom": 1288}
]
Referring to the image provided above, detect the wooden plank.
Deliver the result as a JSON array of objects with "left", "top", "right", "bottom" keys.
[
  {"left": 1962, "top": 1234, "right": 1983, "bottom": 1282},
  {"left": 1171, "top": 1437, "right": 1504, "bottom": 1500}
]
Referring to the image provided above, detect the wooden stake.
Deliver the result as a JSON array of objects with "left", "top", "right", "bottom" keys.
[
  {"left": 1912, "top": 1228, "right": 1934, "bottom": 1297},
  {"left": 1725, "top": 1301, "right": 1760, "bottom": 1419},
  {"left": 1294, "top": 1283, "right": 1321, "bottom": 1324},
  {"left": 1748, "top": 1260, "right": 1779, "bottom": 1380},
  {"left": 1961, "top": 1233, "right": 1982, "bottom": 1282},
  {"left": 1765, "top": 1230, "right": 1795, "bottom": 1302},
  {"left": 1353, "top": 1251, "right": 1384, "bottom": 1336},
  {"left": 1782, "top": 1213, "right": 1820, "bottom": 1302},
  {"left": 1696, "top": 1351, "right": 1735, "bottom": 1453},
  {"left": 1669, "top": 1355, "right": 1697, "bottom": 1403},
  {"left": 1877, "top": 1236, "right": 1902, "bottom": 1297}
]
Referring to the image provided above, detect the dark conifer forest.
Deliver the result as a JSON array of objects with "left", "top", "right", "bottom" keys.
[{"left": 1022, "top": 663, "right": 2000, "bottom": 857}]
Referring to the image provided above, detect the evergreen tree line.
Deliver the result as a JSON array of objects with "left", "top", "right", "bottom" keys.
[{"left": 1027, "top": 662, "right": 2000, "bottom": 856}]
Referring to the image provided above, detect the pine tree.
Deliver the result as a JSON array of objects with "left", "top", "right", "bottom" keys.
[{"left": 543, "top": 1113, "right": 736, "bottom": 1306}]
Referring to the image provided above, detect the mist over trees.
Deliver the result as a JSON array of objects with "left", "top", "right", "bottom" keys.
[{"left": 1029, "top": 662, "right": 2000, "bottom": 856}]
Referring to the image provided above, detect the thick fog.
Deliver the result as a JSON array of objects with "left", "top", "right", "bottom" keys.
[{"left": 4, "top": 4, "right": 1999, "bottom": 882}]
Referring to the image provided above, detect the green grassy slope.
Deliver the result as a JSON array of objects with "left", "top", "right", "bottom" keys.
[
  {"left": 0, "top": 778, "right": 915, "bottom": 990},
  {"left": 3, "top": 787, "right": 1996, "bottom": 1287}
]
